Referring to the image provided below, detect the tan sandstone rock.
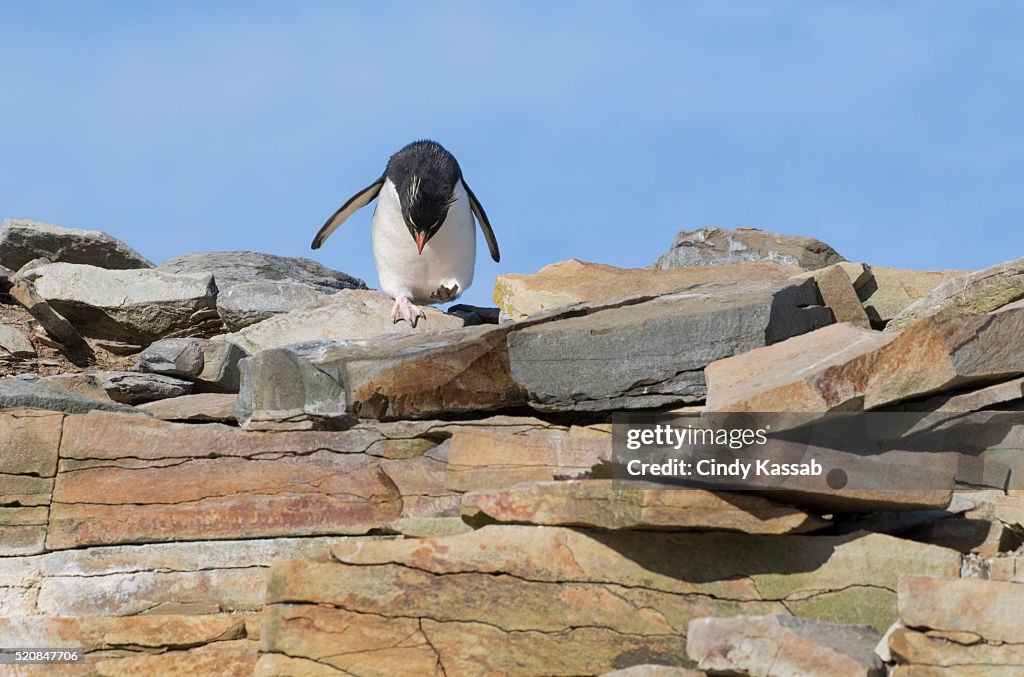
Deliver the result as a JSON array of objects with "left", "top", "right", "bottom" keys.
[
  {"left": 886, "top": 256, "right": 1024, "bottom": 331},
  {"left": 494, "top": 258, "right": 802, "bottom": 319},
  {"left": 461, "top": 480, "right": 828, "bottom": 534},
  {"left": 687, "top": 614, "right": 883, "bottom": 676}
]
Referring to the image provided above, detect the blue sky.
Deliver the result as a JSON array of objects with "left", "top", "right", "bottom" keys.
[{"left": 2, "top": 2, "right": 1022, "bottom": 307}]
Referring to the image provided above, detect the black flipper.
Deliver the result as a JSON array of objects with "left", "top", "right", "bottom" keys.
[
  {"left": 311, "top": 177, "right": 385, "bottom": 249},
  {"left": 463, "top": 179, "right": 499, "bottom": 262}
]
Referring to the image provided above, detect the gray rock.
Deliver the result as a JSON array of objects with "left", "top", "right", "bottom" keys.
[
  {"left": 216, "top": 281, "right": 330, "bottom": 331},
  {"left": 0, "top": 325, "right": 36, "bottom": 358},
  {"left": 16, "top": 257, "right": 51, "bottom": 275},
  {"left": 0, "top": 264, "right": 13, "bottom": 292},
  {"left": 157, "top": 250, "right": 366, "bottom": 293},
  {"left": 0, "top": 218, "right": 153, "bottom": 271},
  {"left": 223, "top": 289, "right": 463, "bottom": 356},
  {"left": 0, "top": 377, "right": 142, "bottom": 414},
  {"left": 654, "top": 226, "right": 845, "bottom": 271},
  {"left": 40, "top": 371, "right": 193, "bottom": 405},
  {"left": 19, "top": 263, "right": 219, "bottom": 344},
  {"left": 134, "top": 338, "right": 204, "bottom": 377},
  {"left": 6, "top": 277, "right": 88, "bottom": 351},
  {"left": 135, "top": 337, "right": 244, "bottom": 392},
  {"left": 507, "top": 278, "right": 834, "bottom": 412}
]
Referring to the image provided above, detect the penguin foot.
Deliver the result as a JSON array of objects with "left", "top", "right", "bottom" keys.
[
  {"left": 391, "top": 296, "right": 427, "bottom": 328},
  {"left": 430, "top": 283, "right": 460, "bottom": 303}
]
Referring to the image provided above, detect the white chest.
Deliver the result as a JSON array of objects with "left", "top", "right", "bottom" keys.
[{"left": 371, "top": 178, "right": 477, "bottom": 304}]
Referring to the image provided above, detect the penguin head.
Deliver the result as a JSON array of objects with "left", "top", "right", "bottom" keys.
[
  {"left": 386, "top": 140, "right": 462, "bottom": 255},
  {"left": 400, "top": 180, "right": 456, "bottom": 254}
]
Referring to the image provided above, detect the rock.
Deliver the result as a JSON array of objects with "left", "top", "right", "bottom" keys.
[
  {"left": 7, "top": 276, "right": 89, "bottom": 351},
  {"left": 707, "top": 304, "right": 1024, "bottom": 412},
  {"left": 0, "top": 615, "right": 254, "bottom": 675},
  {"left": 866, "top": 304, "right": 1024, "bottom": 409},
  {"left": 886, "top": 256, "right": 1024, "bottom": 332},
  {"left": 508, "top": 278, "right": 833, "bottom": 412},
  {"left": 158, "top": 250, "right": 366, "bottom": 291},
  {"left": 902, "top": 375, "right": 1024, "bottom": 413},
  {"left": 798, "top": 264, "right": 872, "bottom": 328},
  {"left": 447, "top": 303, "right": 501, "bottom": 325},
  {"left": 0, "top": 324, "right": 36, "bottom": 357},
  {"left": 495, "top": 257, "right": 803, "bottom": 320},
  {"left": 20, "top": 263, "right": 220, "bottom": 343},
  {"left": 0, "top": 378, "right": 141, "bottom": 415},
  {"left": 0, "top": 218, "right": 154, "bottom": 271},
  {"left": 224, "top": 288, "right": 464, "bottom": 356},
  {"left": 789, "top": 261, "right": 873, "bottom": 290},
  {"left": 653, "top": 226, "right": 845, "bottom": 271},
  {"left": 889, "top": 625, "right": 1024, "bottom": 671},
  {"left": 859, "top": 265, "right": 967, "bottom": 328},
  {"left": 898, "top": 575, "right": 1024, "bottom": 644},
  {"left": 0, "top": 263, "right": 12, "bottom": 292},
  {"left": 7, "top": 536, "right": 356, "bottom": 617},
  {"left": 16, "top": 255, "right": 52, "bottom": 275},
  {"left": 321, "top": 526, "right": 957, "bottom": 637},
  {"left": 46, "top": 411, "right": 453, "bottom": 549},
  {"left": 446, "top": 426, "right": 611, "bottom": 492},
  {"left": 139, "top": 393, "right": 238, "bottom": 422},
  {"left": 687, "top": 615, "right": 884, "bottom": 677},
  {"left": 40, "top": 370, "right": 193, "bottom": 405},
  {"left": 460, "top": 480, "right": 829, "bottom": 533},
  {"left": 216, "top": 280, "right": 331, "bottom": 330},
  {"left": 135, "top": 337, "right": 244, "bottom": 392},
  {"left": 235, "top": 324, "right": 526, "bottom": 429},
  {"left": 705, "top": 322, "right": 895, "bottom": 411}
]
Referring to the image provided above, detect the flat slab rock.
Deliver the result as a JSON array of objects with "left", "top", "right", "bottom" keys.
[
  {"left": 888, "top": 625, "right": 1024, "bottom": 670},
  {"left": 0, "top": 218, "right": 154, "bottom": 271},
  {"left": 653, "top": 226, "right": 845, "bottom": 271},
  {"left": 40, "top": 370, "right": 193, "bottom": 405},
  {"left": 139, "top": 393, "right": 238, "bottom": 422},
  {"left": 3, "top": 536, "right": 358, "bottom": 617},
  {"left": 494, "top": 258, "right": 803, "bottom": 320},
  {"left": 19, "top": 262, "right": 219, "bottom": 343},
  {"left": 45, "top": 411, "right": 458, "bottom": 549},
  {"left": 508, "top": 277, "right": 833, "bottom": 412},
  {"left": 461, "top": 480, "right": 828, "bottom": 534},
  {"left": 886, "top": 255, "right": 1024, "bottom": 331},
  {"left": 0, "top": 377, "right": 141, "bottom": 416},
  {"left": 706, "top": 303, "right": 1024, "bottom": 412},
  {"left": 224, "top": 288, "right": 464, "bottom": 356},
  {"left": 235, "top": 323, "right": 526, "bottom": 428},
  {"left": 898, "top": 575, "right": 1024, "bottom": 644},
  {"left": 687, "top": 614, "right": 884, "bottom": 677},
  {"left": 255, "top": 525, "right": 959, "bottom": 673},
  {"left": 158, "top": 250, "right": 366, "bottom": 292},
  {"left": 216, "top": 280, "right": 331, "bottom": 331},
  {"left": 0, "top": 615, "right": 255, "bottom": 676}
]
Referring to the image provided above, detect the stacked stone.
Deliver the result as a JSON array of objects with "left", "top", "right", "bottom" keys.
[{"left": 1, "top": 221, "right": 1024, "bottom": 675}]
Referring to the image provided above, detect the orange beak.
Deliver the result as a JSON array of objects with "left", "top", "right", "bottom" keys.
[{"left": 415, "top": 231, "right": 427, "bottom": 255}]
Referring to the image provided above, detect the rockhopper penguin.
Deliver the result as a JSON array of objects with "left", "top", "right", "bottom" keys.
[{"left": 311, "top": 140, "right": 500, "bottom": 327}]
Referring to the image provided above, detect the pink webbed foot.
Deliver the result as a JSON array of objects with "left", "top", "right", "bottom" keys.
[{"left": 391, "top": 296, "right": 427, "bottom": 328}]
